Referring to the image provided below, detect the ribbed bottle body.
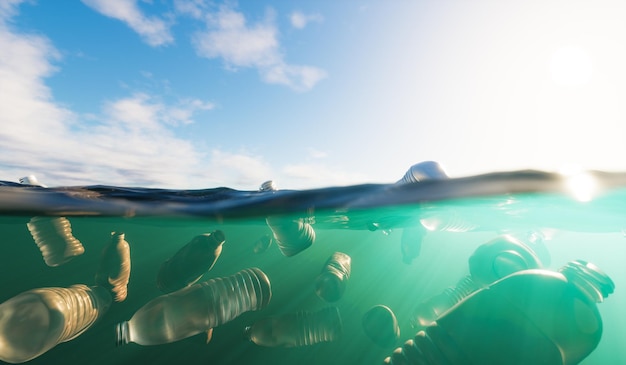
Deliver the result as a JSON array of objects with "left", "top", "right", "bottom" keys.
[
  {"left": 266, "top": 216, "right": 315, "bottom": 257},
  {"left": 119, "top": 267, "right": 271, "bottom": 346},
  {"left": 386, "top": 264, "right": 612, "bottom": 365},
  {"left": 27, "top": 217, "right": 85, "bottom": 267},
  {"left": 245, "top": 307, "right": 342, "bottom": 348},
  {"left": 315, "top": 252, "right": 351, "bottom": 302},
  {"left": 95, "top": 232, "right": 131, "bottom": 302},
  {"left": 0, "top": 285, "right": 111, "bottom": 364}
]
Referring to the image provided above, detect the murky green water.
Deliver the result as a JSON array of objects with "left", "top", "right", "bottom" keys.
[{"left": 0, "top": 173, "right": 624, "bottom": 364}]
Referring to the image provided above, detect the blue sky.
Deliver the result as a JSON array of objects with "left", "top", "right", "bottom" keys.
[{"left": 1, "top": 0, "right": 626, "bottom": 189}]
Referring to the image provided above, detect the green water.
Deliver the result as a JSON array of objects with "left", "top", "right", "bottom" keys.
[{"left": 0, "top": 191, "right": 624, "bottom": 364}]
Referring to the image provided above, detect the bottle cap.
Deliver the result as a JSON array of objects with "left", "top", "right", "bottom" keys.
[
  {"left": 468, "top": 235, "right": 542, "bottom": 287},
  {"left": 560, "top": 260, "right": 615, "bottom": 302}
]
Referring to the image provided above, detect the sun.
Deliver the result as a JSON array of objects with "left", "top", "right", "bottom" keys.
[{"left": 549, "top": 46, "right": 593, "bottom": 86}]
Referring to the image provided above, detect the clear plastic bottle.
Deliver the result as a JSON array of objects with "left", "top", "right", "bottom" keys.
[
  {"left": 362, "top": 305, "right": 400, "bottom": 348},
  {"left": 244, "top": 306, "right": 342, "bottom": 347},
  {"left": 315, "top": 252, "right": 351, "bottom": 302},
  {"left": 410, "top": 235, "right": 543, "bottom": 329},
  {"left": 265, "top": 215, "right": 316, "bottom": 257},
  {"left": 26, "top": 216, "right": 85, "bottom": 267},
  {"left": 95, "top": 232, "right": 131, "bottom": 302},
  {"left": 260, "top": 180, "right": 316, "bottom": 257},
  {"left": 18, "top": 175, "right": 47, "bottom": 187},
  {"left": 0, "top": 284, "right": 112, "bottom": 364},
  {"left": 156, "top": 230, "right": 225, "bottom": 293},
  {"left": 385, "top": 260, "right": 615, "bottom": 365},
  {"left": 117, "top": 267, "right": 271, "bottom": 346},
  {"left": 396, "top": 161, "right": 449, "bottom": 184}
]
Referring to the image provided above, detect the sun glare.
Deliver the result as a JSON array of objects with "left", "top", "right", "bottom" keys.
[
  {"left": 549, "top": 46, "right": 593, "bottom": 86},
  {"left": 559, "top": 166, "right": 597, "bottom": 202}
]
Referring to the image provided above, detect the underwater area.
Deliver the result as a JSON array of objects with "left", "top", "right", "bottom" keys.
[{"left": 0, "top": 168, "right": 624, "bottom": 365}]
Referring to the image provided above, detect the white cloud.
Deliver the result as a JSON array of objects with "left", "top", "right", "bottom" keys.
[
  {"left": 282, "top": 163, "right": 369, "bottom": 189},
  {"left": 308, "top": 148, "right": 328, "bottom": 159},
  {"left": 173, "top": 0, "right": 207, "bottom": 20},
  {"left": 81, "top": 0, "right": 174, "bottom": 47},
  {"left": 0, "top": 0, "right": 25, "bottom": 21},
  {"left": 208, "top": 150, "right": 273, "bottom": 187},
  {"left": 0, "top": 5, "right": 271, "bottom": 189},
  {"left": 0, "top": 2, "right": 343, "bottom": 190},
  {"left": 192, "top": 5, "right": 327, "bottom": 91},
  {"left": 289, "top": 11, "right": 323, "bottom": 29}
]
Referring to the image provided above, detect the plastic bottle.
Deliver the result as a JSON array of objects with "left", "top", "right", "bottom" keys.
[
  {"left": 244, "top": 306, "right": 342, "bottom": 347},
  {"left": 260, "top": 180, "right": 316, "bottom": 257},
  {"left": 410, "top": 235, "right": 543, "bottom": 329},
  {"left": 385, "top": 260, "right": 615, "bottom": 365},
  {"left": 18, "top": 175, "right": 47, "bottom": 187},
  {"left": 156, "top": 230, "right": 225, "bottom": 293},
  {"left": 0, "top": 285, "right": 112, "bottom": 364},
  {"left": 95, "top": 232, "right": 131, "bottom": 302},
  {"left": 26, "top": 216, "right": 85, "bottom": 267},
  {"left": 315, "top": 252, "right": 351, "bottom": 302},
  {"left": 396, "top": 161, "right": 449, "bottom": 184},
  {"left": 116, "top": 267, "right": 271, "bottom": 346},
  {"left": 265, "top": 215, "right": 316, "bottom": 257},
  {"left": 362, "top": 305, "right": 400, "bottom": 348}
]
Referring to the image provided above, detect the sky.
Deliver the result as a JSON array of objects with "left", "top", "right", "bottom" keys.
[{"left": 2, "top": 0, "right": 626, "bottom": 190}]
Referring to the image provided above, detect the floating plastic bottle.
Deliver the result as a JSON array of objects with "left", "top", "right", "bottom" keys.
[
  {"left": 410, "top": 235, "right": 543, "bottom": 329},
  {"left": 260, "top": 180, "right": 316, "bottom": 257},
  {"left": 244, "top": 306, "right": 342, "bottom": 348},
  {"left": 26, "top": 216, "right": 85, "bottom": 267},
  {"left": 18, "top": 175, "right": 47, "bottom": 187},
  {"left": 156, "top": 230, "right": 225, "bottom": 293},
  {"left": 95, "top": 232, "right": 131, "bottom": 302},
  {"left": 315, "top": 252, "right": 351, "bottom": 302},
  {"left": 0, "top": 284, "right": 112, "bottom": 364},
  {"left": 396, "top": 161, "right": 449, "bottom": 184},
  {"left": 116, "top": 267, "right": 271, "bottom": 346},
  {"left": 418, "top": 210, "right": 478, "bottom": 233},
  {"left": 266, "top": 215, "right": 316, "bottom": 257},
  {"left": 259, "top": 180, "right": 277, "bottom": 192},
  {"left": 362, "top": 305, "right": 400, "bottom": 348},
  {"left": 385, "top": 260, "right": 615, "bottom": 365}
]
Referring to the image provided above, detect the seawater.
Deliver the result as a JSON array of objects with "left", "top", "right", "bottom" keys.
[{"left": 0, "top": 170, "right": 624, "bottom": 365}]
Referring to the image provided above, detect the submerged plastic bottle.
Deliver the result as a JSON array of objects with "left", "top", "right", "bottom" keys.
[
  {"left": 116, "top": 267, "right": 271, "bottom": 346},
  {"left": 95, "top": 232, "right": 131, "bottom": 302},
  {"left": 410, "top": 235, "right": 543, "bottom": 329},
  {"left": 260, "top": 180, "right": 316, "bottom": 257},
  {"left": 385, "top": 260, "right": 615, "bottom": 365},
  {"left": 362, "top": 305, "right": 400, "bottom": 348},
  {"left": 315, "top": 252, "right": 352, "bottom": 302},
  {"left": 0, "top": 285, "right": 112, "bottom": 364},
  {"left": 156, "top": 230, "right": 225, "bottom": 293},
  {"left": 244, "top": 306, "right": 342, "bottom": 348},
  {"left": 26, "top": 216, "right": 85, "bottom": 267}
]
